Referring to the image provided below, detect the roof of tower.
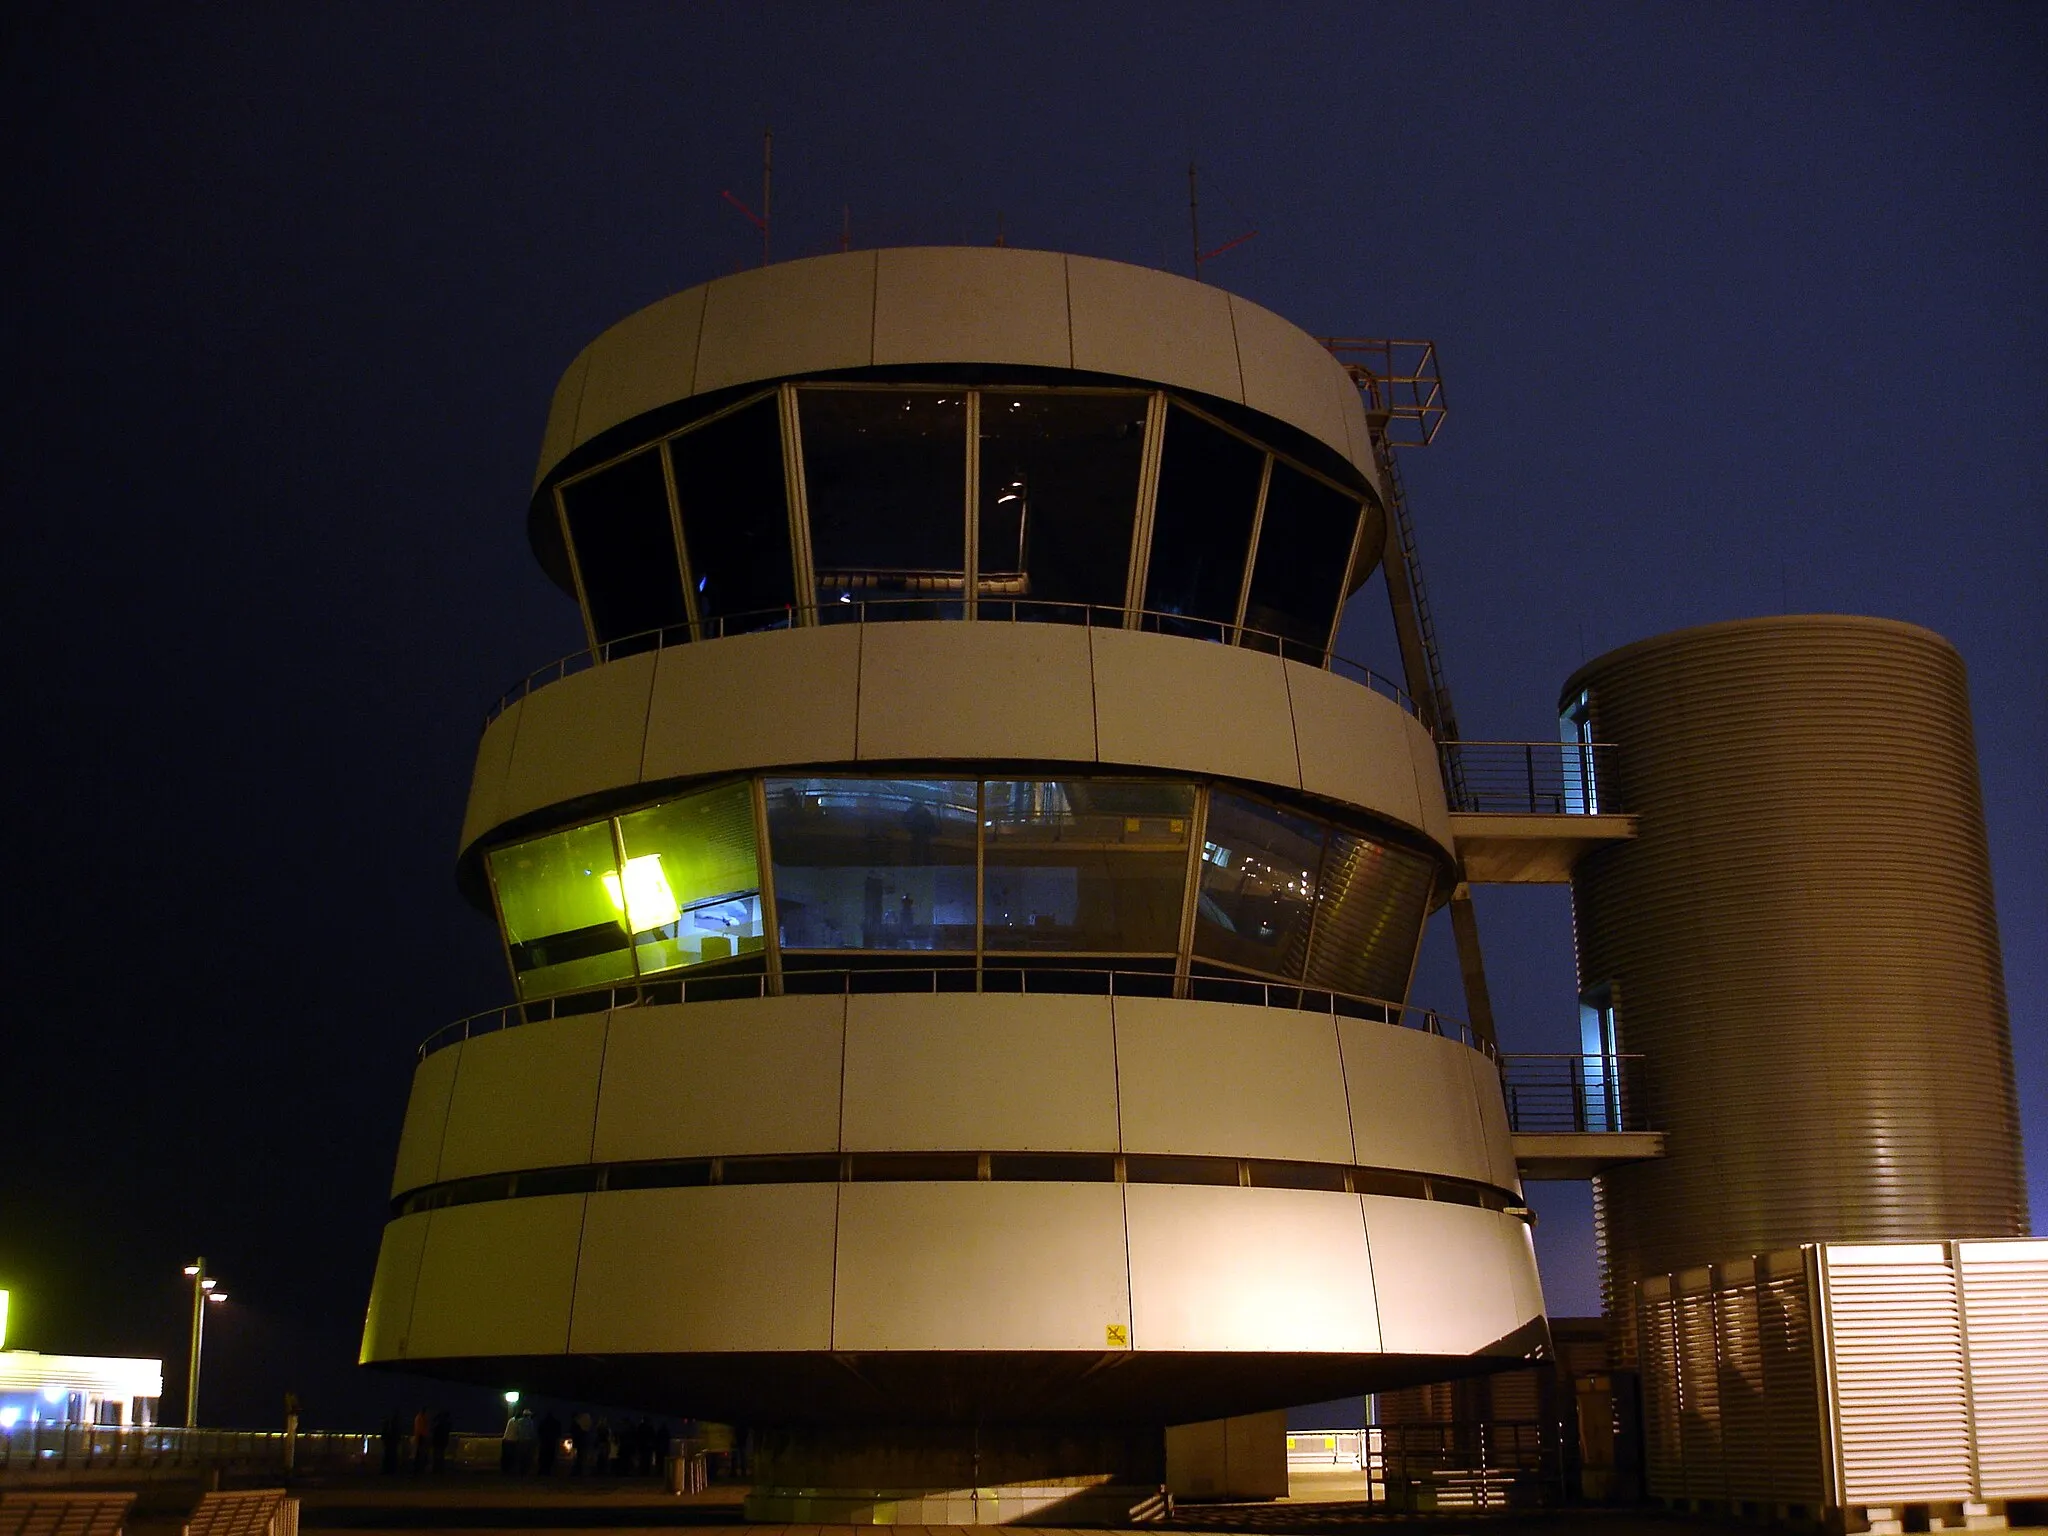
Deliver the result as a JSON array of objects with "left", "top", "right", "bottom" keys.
[{"left": 535, "top": 246, "right": 1378, "bottom": 495}]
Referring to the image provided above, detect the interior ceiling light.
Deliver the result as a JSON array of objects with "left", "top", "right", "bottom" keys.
[{"left": 603, "top": 854, "right": 681, "bottom": 932}]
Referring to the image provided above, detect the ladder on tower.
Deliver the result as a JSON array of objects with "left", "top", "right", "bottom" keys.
[{"left": 1322, "top": 339, "right": 1467, "bottom": 807}]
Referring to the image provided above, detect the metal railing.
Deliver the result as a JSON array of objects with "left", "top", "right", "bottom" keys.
[
  {"left": 0, "top": 1424, "right": 376, "bottom": 1473},
  {"left": 483, "top": 598, "right": 1414, "bottom": 726},
  {"left": 1441, "top": 741, "right": 1621, "bottom": 816},
  {"left": 1498, "top": 1053, "right": 1649, "bottom": 1133},
  {"left": 420, "top": 965, "right": 1487, "bottom": 1060}
]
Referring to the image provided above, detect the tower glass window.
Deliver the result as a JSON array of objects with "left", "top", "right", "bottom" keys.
[
  {"left": 982, "top": 780, "right": 1193, "bottom": 953},
  {"left": 1142, "top": 405, "right": 1266, "bottom": 637},
  {"left": 1240, "top": 459, "right": 1362, "bottom": 662},
  {"left": 614, "top": 782, "right": 764, "bottom": 974},
  {"left": 489, "top": 823, "right": 634, "bottom": 1000},
  {"left": 766, "top": 777, "right": 978, "bottom": 951},
  {"left": 976, "top": 392, "right": 1147, "bottom": 621},
  {"left": 557, "top": 449, "right": 687, "bottom": 650},
  {"left": 1560, "top": 689, "right": 1599, "bottom": 813},
  {"left": 668, "top": 395, "right": 795, "bottom": 633},
  {"left": 801, "top": 390, "right": 967, "bottom": 617},
  {"left": 1194, "top": 791, "right": 1326, "bottom": 980},
  {"left": 1302, "top": 830, "right": 1436, "bottom": 1001}
]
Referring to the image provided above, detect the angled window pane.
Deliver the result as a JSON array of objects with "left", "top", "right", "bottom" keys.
[
  {"left": 615, "top": 782, "right": 764, "bottom": 975},
  {"left": 490, "top": 822, "right": 633, "bottom": 1000},
  {"left": 668, "top": 397, "right": 795, "bottom": 634},
  {"left": 801, "top": 390, "right": 966, "bottom": 617},
  {"left": 982, "top": 781, "right": 1193, "bottom": 953},
  {"left": 559, "top": 450, "right": 686, "bottom": 649},
  {"left": 1193, "top": 791, "right": 1325, "bottom": 980},
  {"left": 765, "top": 778, "right": 977, "bottom": 951},
  {"left": 1241, "top": 461, "right": 1361, "bottom": 662},
  {"left": 977, "top": 392, "right": 1146, "bottom": 620},
  {"left": 1301, "top": 832, "right": 1436, "bottom": 1002},
  {"left": 1141, "top": 405, "right": 1265, "bottom": 637}
]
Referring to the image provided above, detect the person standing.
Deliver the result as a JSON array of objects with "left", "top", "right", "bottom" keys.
[
  {"left": 500, "top": 1407, "right": 520, "bottom": 1475},
  {"left": 430, "top": 1409, "right": 451, "bottom": 1473},
  {"left": 568, "top": 1412, "right": 589, "bottom": 1476},
  {"left": 412, "top": 1407, "right": 431, "bottom": 1475}
]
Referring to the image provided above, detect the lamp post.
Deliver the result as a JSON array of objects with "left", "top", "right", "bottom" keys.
[{"left": 181, "top": 1259, "right": 227, "bottom": 1428}]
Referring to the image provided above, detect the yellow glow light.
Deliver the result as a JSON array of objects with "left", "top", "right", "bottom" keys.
[
  {"left": 0, "top": 1289, "right": 8, "bottom": 1350},
  {"left": 601, "top": 854, "right": 680, "bottom": 932}
]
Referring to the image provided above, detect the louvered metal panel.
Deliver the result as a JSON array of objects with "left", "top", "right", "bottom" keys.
[
  {"left": 1713, "top": 1258, "right": 1773, "bottom": 1502},
  {"left": 1958, "top": 1239, "right": 2048, "bottom": 1499},
  {"left": 1758, "top": 1250, "right": 1824, "bottom": 1503},
  {"left": 1566, "top": 617, "right": 2027, "bottom": 1361},
  {"left": 1822, "top": 1244, "right": 1973, "bottom": 1505},
  {"left": 1637, "top": 1275, "right": 1685, "bottom": 1498},
  {"left": 1675, "top": 1270, "right": 1723, "bottom": 1502}
]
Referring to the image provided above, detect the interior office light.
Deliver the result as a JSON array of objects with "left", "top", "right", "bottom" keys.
[
  {"left": 602, "top": 854, "right": 681, "bottom": 933},
  {"left": 0, "top": 1408, "right": 18, "bottom": 1429},
  {"left": 503, "top": 1390, "right": 520, "bottom": 1406}
]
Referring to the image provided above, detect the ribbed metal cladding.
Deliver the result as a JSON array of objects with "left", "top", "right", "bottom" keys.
[{"left": 1565, "top": 616, "right": 2027, "bottom": 1360}]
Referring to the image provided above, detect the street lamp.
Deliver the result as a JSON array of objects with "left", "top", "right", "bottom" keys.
[{"left": 182, "top": 1259, "right": 228, "bottom": 1428}]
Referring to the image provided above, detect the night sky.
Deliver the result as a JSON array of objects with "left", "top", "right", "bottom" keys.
[{"left": 4, "top": 5, "right": 2041, "bottom": 1431}]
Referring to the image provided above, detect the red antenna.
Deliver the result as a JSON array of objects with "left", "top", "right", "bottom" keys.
[
  {"left": 720, "top": 127, "right": 773, "bottom": 265},
  {"left": 1188, "top": 160, "right": 1257, "bottom": 282}
]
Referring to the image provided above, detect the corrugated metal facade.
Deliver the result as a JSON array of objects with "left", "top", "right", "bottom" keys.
[
  {"left": 1565, "top": 617, "right": 2027, "bottom": 1356},
  {"left": 1636, "top": 1240, "right": 2048, "bottom": 1514}
]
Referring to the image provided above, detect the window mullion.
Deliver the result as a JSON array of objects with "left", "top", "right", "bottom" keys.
[
  {"left": 964, "top": 391, "right": 981, "bottom": 621},
  {"left": 1231, "top": 454, "right": 1275, "bottom": 643},
  {"left": 751, "top": 777, "right": 784, "bottom": 997},
  {"left": 658, "top": 442, "right": 702, "bottom": 639},
  {"left": 779, "top": 383, "right": 815, "bottom": 625},
  {"left": 1321, "top": 498, "right": 1371, "bottom": 669},
  {"left": 1174, "top": 785, "right": 1209, "bottom": 999},
  {"left": 1124, "top": 392, "right": 1167, "bottom": 626},
  {"left": 554, "top": 484, "right": 602, "bottom": 656}
]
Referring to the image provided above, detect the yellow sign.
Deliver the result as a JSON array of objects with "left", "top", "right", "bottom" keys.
[{"left": 1105, "top": 1323, "right": 1128, "bottom": 1348}]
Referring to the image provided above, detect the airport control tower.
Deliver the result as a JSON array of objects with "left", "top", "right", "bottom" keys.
[{"left": 359, "top": 248, "right": 1547, "bottom": 1519}]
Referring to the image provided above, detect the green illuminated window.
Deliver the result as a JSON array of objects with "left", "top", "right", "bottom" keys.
[
  {"left": 489, "top": 823, "right": 634, "bottom": 1001},
  {"left": 614, "top": 782, "right": 764, "bottom": 974}
]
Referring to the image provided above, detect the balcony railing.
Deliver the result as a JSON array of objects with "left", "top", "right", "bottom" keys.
[
  {"left": 484, "top": 598, "right": 1415, "bottom": 726},
  {"left": 1442, "top": 741, "right": 1621, "bottom": 816},
  {"left": 419, "top": 965, "right": 1488, "bottom": 1061},
  {"left": 1497, "top": 1052, "right": 1649, "bottom": 1133}
]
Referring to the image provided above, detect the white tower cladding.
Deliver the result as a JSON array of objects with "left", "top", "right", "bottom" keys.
[{"left": 361, "top": 249, "right": 1542, "bottom": 1452}]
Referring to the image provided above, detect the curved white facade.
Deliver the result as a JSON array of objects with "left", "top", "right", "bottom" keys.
[{"left": 363, "top": 248, "right": 1545, "bottom": 1498}]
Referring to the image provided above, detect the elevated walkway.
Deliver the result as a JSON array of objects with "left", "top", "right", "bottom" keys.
[
  {"left": 1499, "top": 1054, "right": 1665, "bottom": 1180},
  {"left": 1443, "top": 741, "right": 1635, "bottom": 883}
]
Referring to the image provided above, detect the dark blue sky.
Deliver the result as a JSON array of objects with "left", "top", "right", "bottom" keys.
[{"left": 3, "top": 3, "right": 2040, "bottom": 1426}]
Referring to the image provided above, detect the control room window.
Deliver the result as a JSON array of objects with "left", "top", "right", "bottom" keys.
[
  {"left": 982, "top": 780, "right": 1193, "bottom": 954},
  {"left": 614, "top": 782, "right": 764, "bottom": 975},
  {"left": 1141, "top": 405, "right": 1267, "bottom": 637},
  {"left": 1240, "top": 460, "right": 1362, "bottom": 663},
  {"left": 558, "top": 449, "right": 688, "bottom": 651},
  {"left": 801, "top": 390, "right": 966, "bottom": 618},
  {"left": 977, "top": 393, "right": 1147, "bottom": 621},
  {"left": 489, "top": 821, "right": 635, "bottom": 1001},
  {"left": 1302, "top": 831, "right": 1435, "bottom": 1001},
  {"left": 1193, "top": 791, "right": 1326, "bottom": 980},
  {"left": 668, "top": 395, "right": 795, "bottom": 634},
  {"left": 765, "top": 777, "right": 978, "bottom": 950}
]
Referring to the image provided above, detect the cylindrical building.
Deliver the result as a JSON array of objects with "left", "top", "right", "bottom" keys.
[
  {"left": 1563, "top": 615, "right": 2029, "bottom": 1353},
  {"left": 359, "top": 247, "right": 1545, "bottom": 1520}
]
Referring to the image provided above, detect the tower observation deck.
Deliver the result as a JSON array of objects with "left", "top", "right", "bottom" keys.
[{"left": 360, "top": 248, "right": 1545, "bottom": 1520}]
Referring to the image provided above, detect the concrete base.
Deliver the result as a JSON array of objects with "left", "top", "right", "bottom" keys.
[{"left": 744, "top": 1424, "right": 1162, "bottom": 1525}]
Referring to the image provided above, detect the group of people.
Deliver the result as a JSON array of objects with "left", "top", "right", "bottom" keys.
[
  {"left": 379, "top": 1407, "right": 453, "bottom": 1473},
  {"left": 500, "top": 1407, "right": 676, "bottom": 1477}
]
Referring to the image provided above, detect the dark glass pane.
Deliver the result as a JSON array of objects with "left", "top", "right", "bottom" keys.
[
  {"left": 668, "top": 397, "right": 795, "bottom": 634},
  {"left": 605, "top": 1159, "right": 712, "bottom": 1191},
  {"left": 1302, "top": 831, "right": 1436, "bottom": 1003},
  {"left": 1247, "top": 1160, "right": 1349, "bottom": 1192},
  {"left": 559, "top": 450, "right": 687, "bottom": 647},
  {"left": 801, "top": 389, "right": 966, "bottom": 617},
  {"left": 1193, "top": 792, "right": 1326, "bottom": 980},
  {"left": 982, "top": 780, "right": 1192, "bottom": 954},
  {"left": 1125, "top": 1154, "right": 1240, "bottom": 1187},
  {"left": 849, "top": 1153, "right": 980, "bottom": 1182},
  {"left": 721, "top": 1155, "right": 841, "bottom": 1185},
  {"left": 977, "top": 392, "right": 1146, "bottom": 620},
  {"left": 990, "top": 1153, "right": 1118, "bottom": 1183},
  {"left": 1142, "top": 406, "right": 1265, "bottom": 636},
  {"left": 765, "top": 777, "right": 978, "bottom": 950},
  {"left": 1241, "top": 461, "right": 1362, "bottom": 662}
]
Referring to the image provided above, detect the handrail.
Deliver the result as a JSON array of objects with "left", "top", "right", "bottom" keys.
[
  {"left": 483, "top": 599, "right": 1415, "bottom": 726},
  {"left": 1497, "top": 1051, "right": 1650, "bottom": 1133},
  {"left": 419, "top": 965, "right": 1486, "bottom": 1061},
  {"left": 1438, "top": 740, "right": 1622, "bottom": 816}
]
